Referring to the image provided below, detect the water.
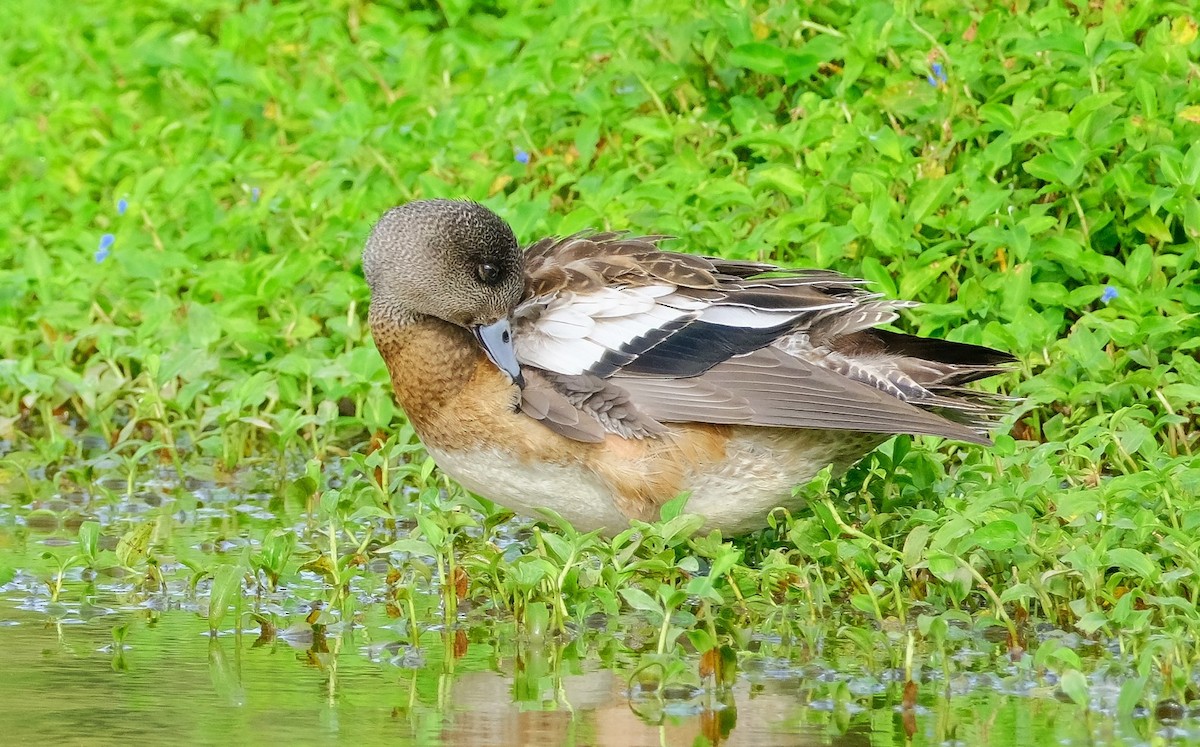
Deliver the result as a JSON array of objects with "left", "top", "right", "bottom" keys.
[
  {"left": 0, "top": 597, "right": 1123, "bottom": 746},
  {"left": 0, "top": 464, "right": 1190, "bottom": 745}
]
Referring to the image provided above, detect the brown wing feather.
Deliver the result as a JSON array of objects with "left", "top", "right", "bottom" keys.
[
  {"left": 520, "top": 369, "right": 668, "bottom": 442},
  {"left": 519, "top": 370, "right": 607, "bottom": 443},
  {"left": 524, "top": 233, "right": 726, "bottom": 298},
  {"left": 615, "top": 346, "right": 993, "bottom": 444}
]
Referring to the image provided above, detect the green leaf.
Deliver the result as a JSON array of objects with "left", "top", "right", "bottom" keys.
[
  {"left": 728, "top": 43, "right": 788, "bottom": 76},
  {"left": 658, "top": 492, "right": 691, "bottom": 522},
  {"left": 1124, "top": 243, "right": 1154, "bottom": 284},
  {"left": 1013, "top": 111, "right": 1069, "bottom": 142},
  {"left": 415, "top": 513, "right": 446, "bottom": 548},
  {"left": 926, "top": 551, "right": 959, "bottom": 581},
  {"left": 348, "top": 505, "right": 393, "bottom": 522},
  {"left": 1058, "top": 669, "right": 1090, "bottom": 708},
  {"left": 1117, "top": 675, "right": 1148, "bottom": 716},
  {"left": 868, "top": 127, "right": 903, "bottom": 162},
  {"left": 115, "top": 522, "right": 154, "bottom": 569},
  {"left": 1105, "top": 548, "right": 1160, "bottom": 581},
  {"left": 708, "top": 546, "right": 742, "bottom": 580},
  {"left": 574, "top": 120, "right": 600, "bottom": 165},
  {"left": 656, "top": 585, "right": 688, "bottom": 610},
  {"left": 917, "top": 614, "right": 948, "bottom": 640},
  {"left": 78, "top": 521, "right": 100, "bottom": 563},
  {"left": 619, "top": 587, "right": 662, "bottom": 615},
  {"left": 967, "top": 519, "right": 1020, "bottom": 552},
  {"left": 850, "top": 593, "right": 877, "bottom": 616},
  {"left": 750, "top": 165, "right": 808, "bottom": 196},
  {"left": 660, "top": 513, "right": 705, "bottom": 543},
  {"left": 1182, "top": 143, "right": 1200, "bottom": 188},
  {"left": 999, "top": 583, "right": 1036, "bottom": 604},
  {"left": 257, "top": 529, "right": 295, "bottom": 577},
  {"left": 208, "top": 564, "right": 244, "bottom": 633},
  {"left": 1132, "top": 213, "right": 1172, "bottom": 243},
  {"left": 1075, "top": 611, "right": 1110, "bottom": 634},
  {"left": 902, "top": 525, "right": 931, "bottom": 568}
]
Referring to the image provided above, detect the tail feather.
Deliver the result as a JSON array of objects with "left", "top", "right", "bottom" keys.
[{"left": 822, "top": 328, "right": 1018, "bottom": 440}]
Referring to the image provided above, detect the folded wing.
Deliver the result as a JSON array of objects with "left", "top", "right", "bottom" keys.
[{"left": 513, "top": 233, "right": 1013, "bottom": 445}]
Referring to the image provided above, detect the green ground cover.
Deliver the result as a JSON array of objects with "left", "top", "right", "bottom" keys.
[{"left": 3, "top": 0, "right": 1200, "bottom": 742}]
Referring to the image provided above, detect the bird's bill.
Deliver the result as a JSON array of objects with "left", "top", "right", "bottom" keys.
[{"left": 472, "top": 318, "right": 525, "bottom": 389}]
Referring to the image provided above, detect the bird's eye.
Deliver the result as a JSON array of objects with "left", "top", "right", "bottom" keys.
[{"left": 476, "top": 262, "right": 502, "bottom": 285}]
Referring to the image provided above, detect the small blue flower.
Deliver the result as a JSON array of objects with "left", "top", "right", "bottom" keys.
[
  {"left": 117, "top": 197, "right": 128, "bottom": 215},
  {"left": 251, "top": 186, "right": 261, "bottom": 203},
  {"left": 515, "top": 150, "right": 530, "bottom": 165},
  {"left": 927, "top": 62, "right": 947, "bottom": 87},
  {"left": 95, "top": 233, "right": 115, "bottom": 263},
  {"left": 1101, "top": 286, "right": 1118, "bottom": 303}
]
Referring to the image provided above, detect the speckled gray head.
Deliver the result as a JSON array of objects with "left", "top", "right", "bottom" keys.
[{"left": 363, "top": 199, "right": 526, "bottom": 386}]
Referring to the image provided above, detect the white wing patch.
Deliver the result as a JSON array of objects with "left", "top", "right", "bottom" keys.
[
  {"left": 513, "top": 283, "right": 858, "bottom": 377},
  {"left": 695, "top": 293, "right": 855, "bottom": 329},
  {"left": 698, "top": 304, "right": 801, "bottom": 329},
  {"left": 514, "top": 285, "right": 695, "bottom": 375}
]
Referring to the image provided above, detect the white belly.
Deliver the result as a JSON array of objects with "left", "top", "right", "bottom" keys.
[
  {"left": 682, "top": 429, "right": 881, "bottom": 534},
  {"left": 424, "top": 444, "right": 630, "bottom": 533},
  {"left": 425, "top": 428, "right": 881, "bottom": 535}
]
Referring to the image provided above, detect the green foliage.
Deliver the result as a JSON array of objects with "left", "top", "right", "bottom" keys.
[
  {"left": 2, "top": 0, "right": 1200, "bottom": 736},
  {"left": 206, "top": 563, "right": 245, "bottom": 634}
]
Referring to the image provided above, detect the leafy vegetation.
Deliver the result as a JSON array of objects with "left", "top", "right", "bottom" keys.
[{"left": 2, "top": 0, "right": 1200, "bottom": 742}]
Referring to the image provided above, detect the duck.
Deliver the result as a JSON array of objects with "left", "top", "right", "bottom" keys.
[{"left": 363, "top": 199, "right": 1013, "bottom": 535}]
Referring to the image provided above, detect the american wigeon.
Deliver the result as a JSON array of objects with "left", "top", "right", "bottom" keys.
[{"left": 363, "top": 199, "right": 1013, "bottom": 535}]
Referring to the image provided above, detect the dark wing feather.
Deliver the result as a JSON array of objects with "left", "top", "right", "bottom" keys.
[{"left": 614, "top": 319, "right": 798, "bottom": 377}]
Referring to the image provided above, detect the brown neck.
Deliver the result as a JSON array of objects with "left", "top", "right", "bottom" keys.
[{"left": 369, "top": 311, "right": 481, "bottom": 427}]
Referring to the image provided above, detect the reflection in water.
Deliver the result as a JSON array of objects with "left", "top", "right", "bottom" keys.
[
  {"left": 0, "top": 592, "right": 1168, "bottom": 747},
  {"left": 0, "top": 598, "right": 825, "bottom": 746}
]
